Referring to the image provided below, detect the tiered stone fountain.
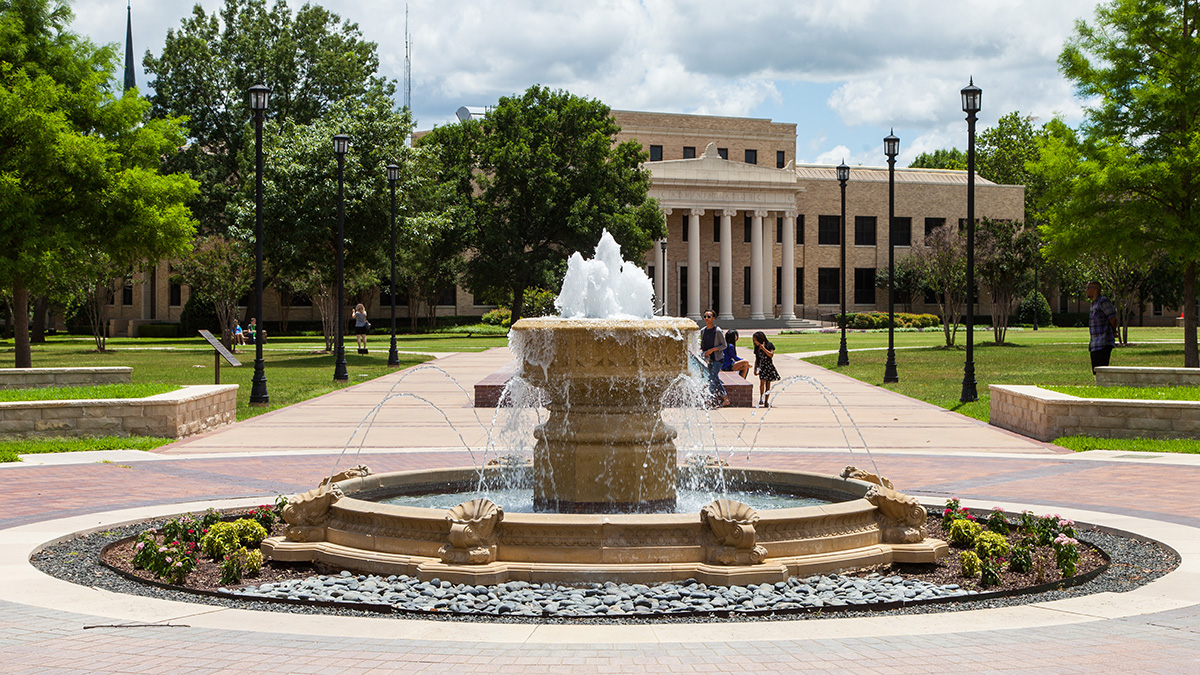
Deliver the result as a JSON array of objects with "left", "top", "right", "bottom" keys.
[{"left": 262, "top": 232, "right": 947, "bottom": 585}]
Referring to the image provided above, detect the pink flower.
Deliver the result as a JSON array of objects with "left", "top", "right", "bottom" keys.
[
  {"left": 165, "top": 556, "right": 173, "bottom": 563},
  {"left": 174, "top": 562, "right": 182, "bottom": 567},
  {"left": 992, "top": 507, "right": 1005, "bottom": 513},
  {"left": 1058, "top": 518, "right": 1074, "bottom": 527},
  {"left": 135, "top": 542, "right": 145, "bottom": 551},
  {"left": 158, "top": 546, "right": 168, "bottom": 553}
]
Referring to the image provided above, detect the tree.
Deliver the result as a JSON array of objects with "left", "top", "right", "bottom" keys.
[
  {"left": 910, "top": 224, "right": 966, "bottom": 347},
  {"left": 976, "top": 218, "right": 1039, "bottom": 344},
  {"left": 875, "top": 255, "right": 924, "bottom": 313},
  {"left": 908, "top": 148, "right": 966, "bottom": 170},
  {"left": 977, "top": 112, "right": 1044, "bottom": 224},
  {"left": 1044, "top": 0, "right": 1200, "bottom": 366},
  {"left": 173, "top": 236, "right": 252, "bottom": 349},
  {"left": 421, "top": 85, "right": 667, "bottom": 324},
  {"left": 144, "top": 0, "right": 391, "bottom": 238},
  {"left": 0, "top": 0, "right": 197, "bottom": 367}
]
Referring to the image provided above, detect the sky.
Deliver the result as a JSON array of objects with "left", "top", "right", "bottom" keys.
[{"left": 71, "top": 0, "right": 1104, "bottom": 168}]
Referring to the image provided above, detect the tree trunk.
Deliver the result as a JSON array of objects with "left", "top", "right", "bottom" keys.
[
  {"left": 13, "top": 280, "right": 31, "bottom": 368},
  {"left": 509, "top": 284, "right": 527, "bottom": 326},
  {"left": 31, "top": 295, "right": 47, "bottom": 344},
  {"left": 1185, "top": 262, "right": 1197, "bottom": 368}
]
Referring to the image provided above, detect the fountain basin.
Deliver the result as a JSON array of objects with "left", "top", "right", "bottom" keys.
[{"left": 262, "top": 465, "right": 949, "bottom": 586}]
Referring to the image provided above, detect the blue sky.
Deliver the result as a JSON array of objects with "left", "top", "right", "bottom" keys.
[{"left": 72, "top": 0, "right": 1103, "bottom": 168}]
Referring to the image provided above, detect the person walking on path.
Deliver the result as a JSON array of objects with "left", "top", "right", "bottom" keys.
[
  {"left": 722, "top": 329, "right": 751, "bottom": 379},
  {"left": 752, "top": 330, "right": 780, "bottom": 408},
  {"left": 353, "top": 303, "right": 370, "bottom": 355},
  {"left": 1086, "top": 280, "right": 1118, "bottom": 373},
  {"left": 700, "top": 310, "right": 731, "bottom": 408}
]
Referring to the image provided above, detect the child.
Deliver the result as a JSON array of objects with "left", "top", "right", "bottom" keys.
[
  {"left": 752, "top": 331, "right": 780, "bottom": 408},
  {"left": 722, "top": 329, "right": 751, "bottom": 379}
]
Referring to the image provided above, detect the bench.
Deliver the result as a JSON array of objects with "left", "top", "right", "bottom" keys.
[{"left": 473, "top": 361, "right": 753, "bottom": 407}]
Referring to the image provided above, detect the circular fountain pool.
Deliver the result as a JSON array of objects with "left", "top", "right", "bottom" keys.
[{"left": 380, "top": 487, "right": 829, "bottom": 513}]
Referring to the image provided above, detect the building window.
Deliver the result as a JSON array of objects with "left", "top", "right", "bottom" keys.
[
  {"left": 743, "top": 267, "right": 751, "bottom": 305},
  {"left": 796, "top": 215, "right": 804, "bottom": 245},
  {"left": 1059, "top": 287, "right": 1070, "bottom": 313},
  {"left": 679, "top": 267, "right": 688, "bottom": 316},
  {"left": 713, "top": 214, "right": 720, "bottom": 242},
  {"left": 745, "top": 149, "right": 757, "bottom": 165},
  {"left": 924, "top": 217, "right": 945, "bottom": 240},
  {"left": 777, "top": 150, "right": 786, "bottom": 169},
  {"left": 855, "top": 268, "right": 876, "bottom": 305},
  {"left": 683, "top": 146, "right": 696, "bottom": 159},
  {"left": 649, "top": 145, "right": 662, "bottom": 161},
  {"left": 1153, "top": 301, "right": 1163, "bottom": 316},
  {"left": 744, "top": 215, "right": 752, "bottom": 243},
  {"left": 438, "top": 287, "right": 456, "bottom": 307},
  {"left": 818, "top": 268, "right": 839, "bottom": 304},
  {"left": 682, "top": 214, "right": 689, "bottom": 242},
  {"left": 711, "top": 267, "right": 720, "bottom": 316},
  {"left": 168, "top": 266, "right": 182, "bottom": 307},
  {"left": 776, "top": 217, "right": 783, "bottom": 243},
  {"left": 818, "top": 215, "right": 840, "bottom": 245},
  {"left": 796, "top": 267, "right": 804, "bottom": 304},
  {"left": 122, "top": 279, "right": 134, "bottom": 306},
  {"left": 891, "top": 217, "right": 912, "bottom": 247},
  {"left": 718, "top": 147, "right": 728, "bottom": 160},
  {"left": 854, "top": 216, "right": 876, "bottom": 246},
  {"left": 776, "top": 267, "right": 782, "bottom": 306}
]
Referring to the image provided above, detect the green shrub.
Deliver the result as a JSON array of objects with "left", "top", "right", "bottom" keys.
[
  {"left": 178, "top": 295, "right": 220, "bottom": 337},
  {"left": 218, "top": 546, "right": 264, "bottom": 585},
  {"left": 200, "top": 519, "right": 268, "bottom": 560},
  {"left": 974, "top": 531, "right": 1010, "bottom": 560},
  {"left": 948, "top": 519, "right": 983, "bottom": 546},
  {"left": 244, "top": 504, "right": 277, "bottom": 531},
  {"left": 161, "top": 514, "right": 204, "bottom": 545},
  {"left": 522, "top": 287, "right": 558, "bottom": 317},
  {"left": 959, "top": 550, "right": 982, "bottom": 578},
  {"left": 1017, "top": 291, "right": 1052, "bottom": 327},
  {"left": 131, "top": 531, "right": 197, "bottom": 584},
  {"left": 980, "top": 556, "right": 1002, "bottom": 587},
  {"left": 1008, "top": 543, "right": 1033, "bottom": 574},
  {"left": 481, "top": 307, "right": 512, "bottom": 327},
  {"left": 136, "top": 323, "right": 180, "bottom": 338},
  {"left": 1053, "top": 535, "right": 1081, "bottom": 577},
  {"left": 985, "top": 508, "right": 1010, "bottom": 535},
  {"left": 841, "top": 312, "right": 941, "bottom": 330}
]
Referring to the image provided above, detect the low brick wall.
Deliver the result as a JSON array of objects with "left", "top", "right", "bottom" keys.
[
  {"left": 0, "top": 367, "right": 132, "bottom": 390},
  {"left": 0, "top": 385, "right": 238, "bottom": 439},
  {"left": 989, "top": 384, "right": 1200, "bottom": 442},
  {"left": 1095, "top": 366, "right": 1200, "bottom": 387}
]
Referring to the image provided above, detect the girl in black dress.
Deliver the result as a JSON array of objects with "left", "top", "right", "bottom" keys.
[{"left": 752, "top": 331, "right": 780, "bottom": 408}]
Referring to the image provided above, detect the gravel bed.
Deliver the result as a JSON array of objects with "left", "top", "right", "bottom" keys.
[{"left": 28, "top": 519, "right": 1180, "bottom": 624}]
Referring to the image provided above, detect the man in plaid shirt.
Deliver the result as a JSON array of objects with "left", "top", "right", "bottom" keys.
[{"left": 1086, "top": 280, "right": 1118, "bottom": 373}]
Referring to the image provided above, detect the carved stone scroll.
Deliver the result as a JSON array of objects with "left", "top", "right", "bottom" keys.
[
  {"left": 701, "top": 499, "right": 767, "bottom": 565},
  {"left": 282, "top": 484, "right": 343, "bottom": 542},
  {"left": 439, "top": 498, "right": 504, "bottom": 564},
  {"left": 319, "top": 464, "right": 372, "bottom": 487},
  {"left": 853, "top": 480, "right": 928, "bottom": 545}
]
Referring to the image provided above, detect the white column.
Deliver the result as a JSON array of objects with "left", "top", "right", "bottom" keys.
[
  {"left": 749, "top": 211, "right": 764, "bottom": 320},
  {"left": 758, "top": 210, "right": 772, "bottom": 318},
  {"left": 781, "top": 211, "right": 796, "bottom": 319},
  {"left": 660, "top": 210, "right": 672, "bottom": 316},
  {"left": 718, "top": 210, "right": 735, "bottom": 321},
  {"left": 687, "top": 209, "right": 702, "bottom": 320},
  {"left": 656, "top": 238, "right": 666, "bottom": 315}
]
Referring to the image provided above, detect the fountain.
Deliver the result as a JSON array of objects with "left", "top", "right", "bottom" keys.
[{"left": 262, "top": 232, "right": 948, "bottom": 585}]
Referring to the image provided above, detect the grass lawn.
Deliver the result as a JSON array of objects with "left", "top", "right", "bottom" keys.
[
  {"left": 1045, "top": 384, "right": 1200, "bottom": 401},
  {"left": 0, "top": 436, "right": 174, "bottom": 462},
  {"left": 0, "top": 383, "right": 179, "bottom": 402},
  {"left": 1052, "top": 435, "right": 1200, "bottom": 453}
]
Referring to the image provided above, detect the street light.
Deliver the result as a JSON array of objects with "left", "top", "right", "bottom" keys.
[
  {"left": 837, "top": 160, "right": 850, "bottom": 366},
  {"left": 248, "top": 83, "right": 270, "bottom": 406},
  {"left": 332, "top": 133, "right": 351, "bottom": 382},
  {"left": 960, "top": 77, "right": 982, "bottom": 402},
  {"left": 386, "top": 163, "right": 401, "bottom": 367},
  {"left": 660, "top": 240, "right": 668, "bottom": 316},
  {"left": 883, "top": 130, "right": 900, "bottom": 383}
]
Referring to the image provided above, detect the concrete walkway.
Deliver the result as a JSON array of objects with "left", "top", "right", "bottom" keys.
[{"left": 3, "top": 347, "right": 1200, "bottom": 674}]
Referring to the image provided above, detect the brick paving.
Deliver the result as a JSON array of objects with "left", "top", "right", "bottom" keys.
[{"left": 3, "top": 348, "right": 1200, "bottom": 673}]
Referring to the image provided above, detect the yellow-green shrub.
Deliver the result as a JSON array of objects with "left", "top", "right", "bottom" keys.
[
  {"left": 200, "top": 519, "right": 268, "bottom": 560},
  {"left": 948, "top": 519, "right": 983, "bottom": 546},
  {"left": 974, "top": 531, "right": 1010, "bottom": 560},
  {"left": 960, "top": 551, "right": 982, "bottom": 578}
]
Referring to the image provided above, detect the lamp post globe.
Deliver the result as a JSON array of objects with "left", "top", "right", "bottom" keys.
[
  {"left": 836, "top": 160, "right": 850, "bottom": 367},
  {"left": 883, "top": 130, "right": 900, "bottom": 384},
  {"left": 960, "top": 78, "right": 981, "bottom": 403},
  {"left": 386, "top": 163, "right": 401, "bottom": 367},
  {"left": 248, "top": 83, "right": 271, "bottom": 406},
  {"left": 332, "top": 133, "right": 351, "bottom": 382}
]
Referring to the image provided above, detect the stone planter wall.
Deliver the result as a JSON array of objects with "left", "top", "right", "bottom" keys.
[
  {"left": 989, "top": 384, "right": 1200, "bottom": 442},
  {"left": 0, "top": 367, "right": 132, "bottom": 390},
  {"left": 0, "top": 385, "right": 238, "bottom": 439},
  {"left": 1095, "top": 366, "right": 1200, "bottom": 387}
]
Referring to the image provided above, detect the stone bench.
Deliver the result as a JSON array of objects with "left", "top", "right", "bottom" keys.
[
  {"left": 1095, "top": 366, "right": 1200, "bottom": 387},
  {"left": 989, "top": 384, "right": 1200, "bottom": 442},
  {"left": 0, "top": 367, "right": 132, "bottom": 390},
  {"left": 474, "top": 361, "right": 753, "bottom": 407}
]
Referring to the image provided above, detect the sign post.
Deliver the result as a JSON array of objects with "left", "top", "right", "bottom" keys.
[{"left": 197, "top": 330, "right": 242, "bottom": 384}]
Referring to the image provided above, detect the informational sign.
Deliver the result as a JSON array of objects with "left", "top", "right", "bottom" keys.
[{"left": 198, "top": 330, "right": 241, "bottom": 384}]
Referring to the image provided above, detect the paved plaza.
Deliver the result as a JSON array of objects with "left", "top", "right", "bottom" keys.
[{"left": 3, "top": 347, "right": 1200, "bottom": 673}]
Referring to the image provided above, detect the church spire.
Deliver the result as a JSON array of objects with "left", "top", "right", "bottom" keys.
[{"left": 123, "top": 1, "right": 136, "bottom": 91}]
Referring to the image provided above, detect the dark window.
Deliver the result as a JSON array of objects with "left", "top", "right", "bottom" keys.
[
  {"left": 925, "top": 287, "right": 938, "bottom": 305},
  {"left": 959, "top": 217, "right": 969, "bottom": 230},
  {"left": 1059, "top": 287, "right": 1069, "bottom": 312},
  {"left": 776, "top": 217, "right": 783, "bottom": 243},
  {"left": 108, "top": 283, "right": 116, "bottom": 305},
  {"left": 818, "top": 215, "right": 840, "bottom": 245},
  {"left": 683, "top": 146, "right": 696, "bottom": 159},
  {"left": 291, "top": 293, "right": 315, "bottom": 307},
  {"left": 796, "top": 215, "right": 804, "bottom": 245},
  {"left": 855, "top": 216, "right": 877, "bottom": 246},
  {"left": 682, "top": 213, "right": 689, "bottom": 242},
  {"left": 744, "top": 215, "right": 752, "bottom": 243},
  {"left": 855, "top": 268, "right": 876, "bottom": 305},
  {"left": 776, "top": 267, "right": 782, "bottom": 306},
  {"left": 745, "top": 149, "right": 757, "bottom": 165},
  {"left": 777, "top": 150, "right": 786, "bottom": 168},
  {"left": 711, "top": 267, "right": 720, "bottom": 316},
  {"left": 168, "top": 267, "right": 182, "bottom": 307},
  {"left": 818, "top": 268, "right": 839, "bottom": 304},
  {"left": 679, "top": 267, "right": 688, "bottom": 316},
  {"left": 378, "top": 283, "right": 406, "bottom": 307},
  {"left": 891, "top": 217, "right": 912, "bottom": 247},
  {"left": 924, "top": 217, "right": 945, "bottom": 239},
  {"left": 649, "top": 145, "right": 662, "bottom": 161},
  {"left": 743, "top": 267, "right": 751, "bottom": 305},
  {"left": 713, "top": 214, "right": 720, "bottom": 242},
  {"left": 796, "top": 267, "right": 804, "bottom": 304},
  {"left": 1153, "top": 301, "right": 1163, "bottom": 316},
  {"left": 122, "top": 280, "right": 133, "bottom": 306},
  {"left": 718, "top": 147, "right": 728, "bottom": 160},
  {"left": 438, "top": 286, "right": 456, "bottom": 306}
]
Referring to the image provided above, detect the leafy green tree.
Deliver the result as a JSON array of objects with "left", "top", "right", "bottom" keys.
[
  {"left": 976, "top": 218, "right": 1040, "bottom": 344},
  {"left": 0, "top": 0, "right": 197, "bottom": 367},
  {"left": 1041, "top": 0, "right": 1200, "bottom": 366},
  {"left": 421, "top": 86, "right": 667, "bottom": 323},
  {"left": 144, "top": 0, "right": 391, "bottom": 236},
  {"left": 875, "top": 255, "right": 924, "bottom": 312},
  {"left": 910, "top": 223, "right": 966, "bottom": 347},
  {"left": 977, "top": 112, "right": 1044, "bottom": 224},
  {"left": 908, "top": 148, "right": 966, "bottom": 171},
  {"left": 173, "top": 235, "right": 253, "bottom": 349}
]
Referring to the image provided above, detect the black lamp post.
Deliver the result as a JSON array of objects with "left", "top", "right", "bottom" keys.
[
  {"left": 837, "top": 161, "right": 850, "bottom": 366},
  {"left": 332, "top": 133, "right": 351, "bottom": 382},
  {"left": 960, "top": 78, "right": 982, "bottom": 402},
  {"left": 386, "top": 163, "right": 401, "bottom": 367},
  {"left": 883, "top": 130, "right": 900, "bottom": 383},
  {"left": 660, "top": 240, "right": 667, "bottom": 316},
  {"left": 248, "top": 83, "right": 270, "bottom": 406}
]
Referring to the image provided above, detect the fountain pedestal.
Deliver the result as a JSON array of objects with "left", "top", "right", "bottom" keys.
[{"left": 510, "top": 317, "right": 698, "bottom": 513}]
